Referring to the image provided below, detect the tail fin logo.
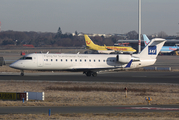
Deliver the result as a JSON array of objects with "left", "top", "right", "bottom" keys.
[
  {"left": 145, "top": 41, "right": 150, "bottom": 45},
  {"left": 86, "top": 41, "right": 91, "bottom": 45},
  {"left": 148, "top": 46, "right": 157, "bottom": 55}
]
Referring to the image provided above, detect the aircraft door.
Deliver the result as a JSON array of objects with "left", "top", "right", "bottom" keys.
[{"left": 37, "top": 54, "right": 44, "bottom": 67}]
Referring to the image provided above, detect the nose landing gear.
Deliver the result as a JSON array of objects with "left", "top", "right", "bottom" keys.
[{"left": 20, "top": 70, "right": 24, "bottom": 76}]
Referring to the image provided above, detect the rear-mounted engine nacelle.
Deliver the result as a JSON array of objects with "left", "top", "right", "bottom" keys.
[{"left": 116, "top": 54, "right": 131, "bottom": 63}]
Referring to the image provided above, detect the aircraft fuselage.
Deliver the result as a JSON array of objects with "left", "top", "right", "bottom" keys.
[{"left": 10, "top": 53, "right": 123, "bottom": 71}]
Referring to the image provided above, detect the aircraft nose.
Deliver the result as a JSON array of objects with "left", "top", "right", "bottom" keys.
[
  {"left": 9, "top": 63, "right": 16, "bottom": 68},
  {"left": 9, "top": 62, "right": 19, "bottom": 69}
]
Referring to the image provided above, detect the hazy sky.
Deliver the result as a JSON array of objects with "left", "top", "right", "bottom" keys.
[{"left": 0, "top": 0, "right": 179, "bottom": 35}]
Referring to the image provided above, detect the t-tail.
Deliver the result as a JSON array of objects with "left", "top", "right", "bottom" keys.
[
  {"left": 124, "top": 37, "right": 166, "bottom": 68},
  {"left": 139, "top": 37, "right": 166, "bottom": 59}
]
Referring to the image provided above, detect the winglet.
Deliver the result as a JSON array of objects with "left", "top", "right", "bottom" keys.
[{"left": 125, "top": 59, "right": 133, "bottom": 68}]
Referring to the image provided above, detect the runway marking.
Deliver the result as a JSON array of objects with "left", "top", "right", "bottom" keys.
[{"left": 119, "top": 107, "right": 179, "bottom": 111}]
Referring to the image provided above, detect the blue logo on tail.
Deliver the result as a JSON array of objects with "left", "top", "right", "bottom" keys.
[{"left": 148, "top": 46, "right": 157, "bottom": 55}]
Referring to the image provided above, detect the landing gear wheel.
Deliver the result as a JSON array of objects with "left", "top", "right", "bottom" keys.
[
  {"left": 86, "top": 71, "right": 92, "bottom": 77},
  {"left": 21, "top": 73, "right": 24, "bottom": 76},
  {"left": 20, "top": 70, "right": 24, "bottom": 76},
  {"left": 92, "top": 72, "right": 97, "bottom": 77},
  {"left": 85, "top": 71, "right": 97, "bottom": 77}
]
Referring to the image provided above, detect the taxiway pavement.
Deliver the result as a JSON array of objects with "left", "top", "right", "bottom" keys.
[
  {"left": 1, "top": 105, "right": 179, "bottom": 114},
  {"left": 0, "top": 71, "right": 179, "bottom": 84}
]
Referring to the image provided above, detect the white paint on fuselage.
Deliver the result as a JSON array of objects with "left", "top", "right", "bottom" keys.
[
  {"left": 10, "top": 53, "right": 125, "bottom": 71},
  {"left": 10, "top": 53, "right": 156, "bottom": 71}
]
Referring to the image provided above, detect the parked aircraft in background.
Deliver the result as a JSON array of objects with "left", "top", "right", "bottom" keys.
[
  {"left": 10, "top": 37, "right": 166, "bottom": 77},
  {"left": 84, "top": 34, "right": 136, "bottom": 54},
  {"left": 143, "top": 34, "right": 179, "bottom": 54}
]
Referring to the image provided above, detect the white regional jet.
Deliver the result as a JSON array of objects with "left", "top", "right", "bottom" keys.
[{"left": 10, "top": 37, "right": 166, "bottom": 76}]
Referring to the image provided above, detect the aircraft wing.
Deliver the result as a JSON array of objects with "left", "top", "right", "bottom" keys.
[
  {"left": 70, "top": 60, "right": 134, "bottom": 72},
  {"left": 69, "top": 67, "right": 122, "bottom": 72}
]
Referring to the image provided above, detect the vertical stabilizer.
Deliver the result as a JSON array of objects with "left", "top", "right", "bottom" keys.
[
  {"left": 139, "top": 38, "right": 166, "bottom": 59},
  {"left": 143, "top": 34, "right": 150, "bottom": 46},
  {"left": 84, "top": 34, "right": 95, "bottom": 47}
]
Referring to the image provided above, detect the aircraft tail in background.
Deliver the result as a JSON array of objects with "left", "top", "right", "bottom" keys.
[
  {"left": 143, "top": 34, "right": 150, "bottom": 46},
  {"left": 84, "top": 34, "right": 97, "bottom": 49},
  {"left": 143, "top": 34, "right": 178, "bottom": 54},
  {"left": 84, "top": 34, "right": 95, "bottom": 46}
]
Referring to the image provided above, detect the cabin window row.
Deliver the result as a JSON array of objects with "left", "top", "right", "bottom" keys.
[{"left": 44, "top": 59, "right": 116, "bottom": 62}]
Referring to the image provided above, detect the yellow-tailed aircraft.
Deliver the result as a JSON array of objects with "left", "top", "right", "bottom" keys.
[{"left": 84, "top": 34, "right": 136, "bottom": 54}]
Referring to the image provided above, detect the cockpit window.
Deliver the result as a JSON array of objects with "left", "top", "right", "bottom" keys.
[{"left": 20, "top": 56, "right": 32, "bottom": 60}]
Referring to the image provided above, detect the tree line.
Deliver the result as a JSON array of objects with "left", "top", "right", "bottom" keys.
[{"left": 0, "top": 27, "right": 175, "bottom": 47}]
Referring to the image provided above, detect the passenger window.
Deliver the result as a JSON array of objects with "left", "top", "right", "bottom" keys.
[
  {"left": 89, "top": 59, "right": 91, "bottom": 62},
  {"left": 56, "top": 59, "right": 58, "bottom": 61},
  {"left": 66, "top": 59, "right": 68, "bottom": 62},
  {"left": 103, "top": 60, "right": 105, "bottom": 62},
  {"left": 85, "top": 59, "right": 86, "bottom": 62},
  {"left": 98, "top": 60, "right": 100, "bottom": 62},
  {"left": 75, "top": 59, "right": 77, "bottom": 62},
  {"left": 61, "top": 59, "right": 63, "bottom": 62},
  {"left": 80, "top": 59, "right": 82, "bottom": 62},
  {"left": 46, "top": 59, "right": 48, "bottom": 61},
  {"left": 51, "top": 59, "right": 53, "bottom": 61},
  {"left": 71, "top": 59, "right": 72, "bottom": 62},
  {"left": 94, "top": 60, "right": 95, "bottom": 62}
]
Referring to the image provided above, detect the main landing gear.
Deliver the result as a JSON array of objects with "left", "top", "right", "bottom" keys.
[
  {"left": 20, "top": 70, "right": 24, "bottom": 76},
  {"left": 83, "top": 71, "right": 97, "bottom": 77}
]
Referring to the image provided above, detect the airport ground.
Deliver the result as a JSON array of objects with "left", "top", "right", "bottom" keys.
[
  {"left": 0, "top": 75, "right": 179, "bottom": 120},
  {"left": 0, "top": 50, "right": 179, "bottom": 119}
]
